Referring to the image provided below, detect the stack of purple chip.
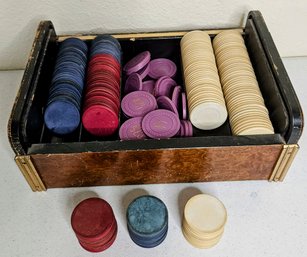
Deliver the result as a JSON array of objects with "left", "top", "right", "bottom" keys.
[{"left": 119, "top": 51, "right": 192, "bottom": 140}]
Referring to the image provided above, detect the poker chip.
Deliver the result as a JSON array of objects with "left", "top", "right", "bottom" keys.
[
  {"left": 124, "top": 73, "right": 143, "bottom": 94},
  {"left": 82, "top": 35, "right": 121, "bottom": 137},
  {"left": 127, "top": 195, "right": 168, "bottom": 248},
  {"left": 182, "top": 194, "right": 227, "bottom": 249},
  {"left": 148, "top": 58, "right": 177, "bottom": 79},
  {"left": 120, "top": 51, "right": 190, "bottom": 140},
  {"left": 119, "top": 117, "right": 147, "bottom": 140},
  {"left": 142, "top": 80, "right": 155, "bottom": 94},
  {"left": 123, "top": 51, "right": 151, "bottom": 75},
  {"left": 181, "top": 92, "right": 187, "bottom": 120},
  {"left": 44, "top": 37, "right": 87, "bottom": 135},
  {"left": 71, "top": 198, "right": 117, "bottom": 253},
  {"left": 121, "top": 91, "right": 157, "bottom": 118},
  {"left": 157, "top": 96, "right": 179, "bottom": 116},
  {"left": 141, "top": 109, "right": 180, "bottom": 139},
  {"left": 171, "top": 85, "right": 182, "bottom": 110},
  {"left": 154, "top": 76, "right": 177, "bottom": 98}
]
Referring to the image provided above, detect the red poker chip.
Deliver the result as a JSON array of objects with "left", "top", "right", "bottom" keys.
[
  {"left": 89, "top": 54, "right": 120, "bottom": 69},
  {"left": 71, "top": 198, "right": 116, "bottom": 239},
  {"left": 79, "top": 226, "right": 117, "bottom": 253},
  {"left": 84, "top": 95, "right": 119, "bottom": 113},
  {"left": 87, "top": 75, "right": 120, "bottom": 90},
  {"left": 86, "top": 81, "right": 120, "bottom": 97},
  {"left": 82, "top": 105, "right": 119, "bottom": 136},
  {"left": 85, "top": 90, "right": 120, "bottom": 107},
  {"left": 77, "top": 218, "right": 117, "bottom": 243},
  {"left": 83, "top": 100, "right": 118, "bottom": 116},
  {"left": 88, "top": 64, "right": 120, "bottom": 80}
]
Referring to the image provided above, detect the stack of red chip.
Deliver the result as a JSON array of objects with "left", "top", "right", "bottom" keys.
[
  {"left": 82, "top": 35, "right": 121, "bottom": 137},
  {"left": 71, "top": 198, "right": 118, "bottom": 253}
]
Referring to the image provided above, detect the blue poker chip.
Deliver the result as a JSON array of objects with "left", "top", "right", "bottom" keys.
[
  {"left": 44, "top": 37, "right": 88, "bottom": 136},
  {"left": 49, "top": 83, "right": 82, "bottom": 98},
  {"left": 92, "top": 34, "right": 121, "bottom": 50},
  {"left": 126, "top": 195, "right": 168, "bottom": 248},
  {"left": 44, "top": 100, "right": 80, "bottom": 135},
  {"left": 128, "top": 226, "right": 168, "bottom": 248},
  {"left": 51, "top": 72, "right": 84, "bottom": 89},
  {"left": 90, "top": 36, "right": 121, "bottom": 62},
  {"left": 47, "top": 91, "right": 81, "bottom": 110},
  {"left": 60, "top": 38, "right": 88, "bottom": 54}
]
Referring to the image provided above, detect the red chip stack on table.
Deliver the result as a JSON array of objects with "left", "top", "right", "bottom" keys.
[
  {"left": 120, "top": 51, "right": 192, "bottom": 140},
  {"left": 71, "top": 198, "right": 118, "bottom": 253},
  {"left": 82, "top": 35, "right": 121, "bottom": 137}
]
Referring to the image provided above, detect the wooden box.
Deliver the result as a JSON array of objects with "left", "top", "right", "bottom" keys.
[{"left": 8, "top": 11, "right": 303, "bottom": 191}]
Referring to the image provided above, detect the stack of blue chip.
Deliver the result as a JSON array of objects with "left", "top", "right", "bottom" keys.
[
  {"left": 90, "top": 35, "right": 121, "bottom": 62},
  {"left": 126, "top": 195, "right": 168, "bottom": 248},
  {"left": 44, "top": 38, "right": 88, "bottom": 135}
]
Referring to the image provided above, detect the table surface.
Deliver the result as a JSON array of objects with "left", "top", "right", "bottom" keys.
[{"left": 0, "top": 57, "right": 306, "bottom": 257}]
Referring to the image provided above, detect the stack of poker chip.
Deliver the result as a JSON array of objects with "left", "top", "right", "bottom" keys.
[
  {"left": 181, "top": 30, "right": 228, "bottom": 130},
  {"left": 44, "top": 38, "right": 88, "bottom": 135},
  {"left": 212, "top": 30, "right": 274, "bottom": 135},
  {"left": 119, "top": 51, "right": 192, "bottom": 140},
  {"left": 126, "top": 195, "right": 168, "bottom": 248},
  {"left": 82, "top": 35, "right": 121, "bottom": 137},
  {"left": 182, "top": 194, "right": 227, "bottom": 249},
  {"left": 71, "top": 198, "right": 117, "bottom": 253}
]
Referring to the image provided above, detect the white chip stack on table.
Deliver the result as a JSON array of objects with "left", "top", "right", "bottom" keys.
[
  {"left": 180, "top": 30, "right": 228, "bottom": 130},
  {"left": 212, "top": 30, "right": 274, "bottom": 135},
  {"left": 182, "top": 194, "right": 227, "bottom": 249}
]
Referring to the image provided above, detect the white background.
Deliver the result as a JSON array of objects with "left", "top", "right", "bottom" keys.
[{"left": 0, "top": 0, "right": 307, "bottom": 70}]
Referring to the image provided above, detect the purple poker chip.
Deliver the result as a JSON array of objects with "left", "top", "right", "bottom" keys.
[
  {"left": 154, "top": 76, "right": 177, "bottom": 98},
  {"left": 141, "top": 109, "right": 180, "bottom": 139},
  {"left": 142, "top": 80, "right": 155, "bottom": 95},
  {"left": 148, "top": 58, "right": 177, "bottom": 79},
  {"left": 171, "top": 86, "right": 182, "bottom": 111},
  {"left": 123, "top": 51, "right": 151, "bottom": 75},
  {"left": 137, "top": 63, "right": 150, "bottom": 79},
  {"left": 121, "top": 91, "right": 157, "bottom": 118},
  {"left": 124, "top": 73, "right": 143, "bottom": 94},
  {"left": 157, "top": 96, "right": 179, "bottom": 116},
  {"left": 181, "top": 120, "right": 193, "bottom": 137},
  {"left": 119, "top": 117, "right": 147, "bottom": 140},
  {"left": 181, "top": 92, "right": 187, "bottom": 120}
]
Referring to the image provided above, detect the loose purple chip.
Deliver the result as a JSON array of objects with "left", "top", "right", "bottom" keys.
[
  {"left": 123, "top": 51, "right": 151, "bottom": 75},
  {"left": 119, "top": 117, "right": 147, "bottom": 140},
  {"left": 142, "top": 80, "right": 155, "bottom": 95},
  {"left": 154, "top": 76, "right": 177, "bottom": 98},
  {"left": 141, "top": 109, "right": 180, "bottom": 139},
  {"left": 121, "top": 91, "right": 157, "bottom": 118},
  {"left": 171, "top": 86, "right": 181, "bottom": 111},
  {"left": 157, "top": 96, "right": 179, "bottom": 116},
  {"left": 148, "top": 58, "right": 177, "bottom": 79},
  {"left": 124, "top": 73, "right": 143, "bottom": 94},
  {"left": 181, "top": 92, "right": 187, "bottom": 120},
  {"left": 137, "top": 63, "right": 150, "bottom": 79}
]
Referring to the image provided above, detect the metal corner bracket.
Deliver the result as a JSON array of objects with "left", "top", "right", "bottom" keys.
[
  {"left": 15, "top": 155, "right": 46, "bottom": 191},
  {"left": 269, "top": 144, "right": 299, "bottom": 182}
]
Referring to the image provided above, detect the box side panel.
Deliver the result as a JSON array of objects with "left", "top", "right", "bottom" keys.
[
  {"left": 31, "top": 145, "right": 282, "bottom": 188},
  {"left": 247, "top": 11, "right": 304, "bottom": 144}
]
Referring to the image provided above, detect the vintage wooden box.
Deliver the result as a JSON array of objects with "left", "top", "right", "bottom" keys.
[{"left": 8, "top": 11, "right": 303, "bottom": 191}]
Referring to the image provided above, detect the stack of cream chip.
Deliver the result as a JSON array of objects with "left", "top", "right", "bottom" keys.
[
  {"left": 182, "top": 194, "right": 227, "bottom": 249},
  {"left": 213, "top": 30, "right": 274, "bottom": 135},
  {"left": 181, "top": 31, "right": 228, "bottom": 130}
]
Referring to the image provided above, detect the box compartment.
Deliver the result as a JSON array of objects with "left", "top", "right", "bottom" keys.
[{"left": 8, "top": 11, "right": 303, "bottom": 191}]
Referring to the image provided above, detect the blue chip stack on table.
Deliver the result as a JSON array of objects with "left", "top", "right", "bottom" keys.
[
  {"left": 44, "top": 38, "right": 88, "bottom": 135},
  {"left": 126, "top": 195, "right": 168, "bottom": 248}
]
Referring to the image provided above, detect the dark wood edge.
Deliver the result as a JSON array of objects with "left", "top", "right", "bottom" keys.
[
  {"left": 247, "top": 11, "right": 304, "bottom": 144},
  {"left": 7, "top": 21, "right": 55, "bottom": 155}
]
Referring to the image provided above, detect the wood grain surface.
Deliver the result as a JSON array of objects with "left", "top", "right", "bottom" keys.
[{"left": 30, "top": 144, "right": 283, "bottom": 188}]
